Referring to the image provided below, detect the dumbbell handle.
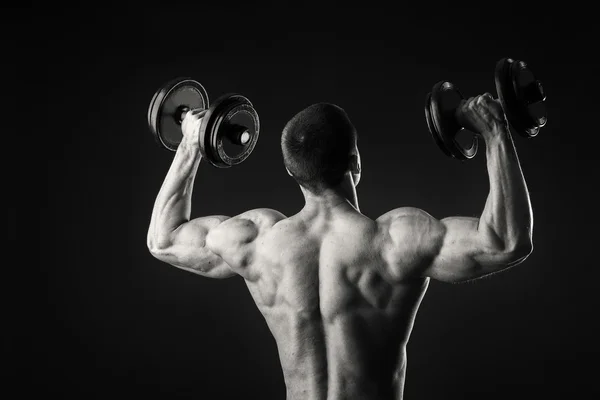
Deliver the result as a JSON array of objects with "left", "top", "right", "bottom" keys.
[{"left": 174, "top": 105, "right": 251, "bottom": 146}]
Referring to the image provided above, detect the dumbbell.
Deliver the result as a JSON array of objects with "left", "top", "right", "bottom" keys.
[
  {"left": 147, "top": 78, "right": 260, "bottom": 168},
  {"left": 424, "top": 58, "right": 547, "bottom": 160}
]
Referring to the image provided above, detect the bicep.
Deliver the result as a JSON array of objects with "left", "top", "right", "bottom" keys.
[{"left": 150, "top": 216, "right": 236, "bottom": 279}]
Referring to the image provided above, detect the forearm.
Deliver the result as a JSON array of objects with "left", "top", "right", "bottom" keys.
[
  {"left": 479, "top": 125, "right": 533, "bottom": 253},
  {"left": 148, "top": 141, "right": 201, "bottom": 249}
]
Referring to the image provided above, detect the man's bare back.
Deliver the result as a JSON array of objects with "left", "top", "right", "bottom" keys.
[
  {"left": 148, "top": 96, "right": 534, "bottom": 400},
  {"left": 244, "top": 205, "right": 429, "bottom": 400}
]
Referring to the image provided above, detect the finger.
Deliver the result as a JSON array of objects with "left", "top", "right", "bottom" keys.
[
  {"left": 190, "top": 108, "right": 207, "bottom": 118},
  {"left": 460, "top": 97, "right": 474, "bottom": 111},
  {"left": 476, "top": 95, "right": 487, "bottom": 106},
  {"left": 478, "top": 93, "right": 496, "bottom": 106},
  {"left": 468, "top": 96, "right": 478, "bottom": 108},
  {"left": 181, "top": 112, "right": 198, "bottom": 133},
  {"left": 181, "top": 110, "right": 193, "bottom": 124}
]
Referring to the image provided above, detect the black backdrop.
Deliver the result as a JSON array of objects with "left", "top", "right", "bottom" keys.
[{"left": 10, "top": 3, "right": 600, "bottom": 399}]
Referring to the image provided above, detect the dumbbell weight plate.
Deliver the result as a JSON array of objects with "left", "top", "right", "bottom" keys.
[
  {"left": 495, "top": 58, "right": 547, "bottom": 138},
  {"left": 199, "top": 94, "right": 260, "bottom": 168},
  {"left": 425, "top": 81, "right": 479, "bottom": 160},
  {"left": 148, "top": 78, "right": 209, "bottom": 151}
]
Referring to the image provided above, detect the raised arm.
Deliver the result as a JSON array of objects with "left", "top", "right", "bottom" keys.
[
  {"left": 146, "top": 109, "right": 284, "bottom": 279},
  {"left": 380, "top": 94, "right": 533, "bottom": 283}
]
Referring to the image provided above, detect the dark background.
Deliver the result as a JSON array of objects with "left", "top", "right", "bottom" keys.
[{"left": 9, "top": 2, "right": 599, "bottom": 399}]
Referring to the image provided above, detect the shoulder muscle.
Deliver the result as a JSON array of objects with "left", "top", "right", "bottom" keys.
[
  {"left": 205, "top": 208, "right": 286, "bottom": 273},
  {"left": 377, "top": 207, "right": 445, "bottom": 281}
]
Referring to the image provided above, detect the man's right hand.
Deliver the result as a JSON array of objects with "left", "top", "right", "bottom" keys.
[
  {"left": 180, "top": 109, "right": 207, "bottom": 150},
  {"left": 457, "top": 93, "right": 508, "bottom": 142}
]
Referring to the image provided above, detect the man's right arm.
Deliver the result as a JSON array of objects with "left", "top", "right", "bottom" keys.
[{"left": 381, "top": 97, "right": 533, "bottom": 283}]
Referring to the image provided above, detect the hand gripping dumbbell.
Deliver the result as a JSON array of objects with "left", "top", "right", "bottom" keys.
[
  {"left": 147, "top": 78, "right": 260, "bottom": 168},
  {"left": 424, "top": 58, "right": 547, "bottom": 160}
]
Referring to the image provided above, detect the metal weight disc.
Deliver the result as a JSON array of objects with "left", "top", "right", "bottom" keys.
[
  {"left": 425, "top": 81, "right": 478, "bottom": 160},
  {"left": 495, "top": 58, "right": 546, "bottom": 138},
  {"left": 199, "top": 94, "right": 260, "bottom": 168},
  {"left": 425, "top": 91, "right": 453, "bottom": 159},
  {"left": 147, "top": 78, "right": 209, "bottom": 151}
]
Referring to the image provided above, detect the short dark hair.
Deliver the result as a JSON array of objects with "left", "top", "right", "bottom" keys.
[{"left": 281, "top": 103, "right": 357, "bottom": 192}]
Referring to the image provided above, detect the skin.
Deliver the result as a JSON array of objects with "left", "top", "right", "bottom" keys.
[{"left": 147, "top": 95, "right": 533, "bottom": 400}]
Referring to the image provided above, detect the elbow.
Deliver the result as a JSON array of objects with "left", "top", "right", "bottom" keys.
[
  {"left": 147, "top": 236, "right": 160, "bottom": 256},
  {"left": 505, "top": 240, "right": 533, "bottom": 264},
  {"left": 147, "top": 237, "right": 158, "bottom": 254},
  {"left": 146, "top": 231, "right": 155, "bottom": 253},
  {"left": 513, "top": 234, "right": 533, "bottom": 258},
  {"left": 147, "top": 233, "right": 172, "bottom": 255}
]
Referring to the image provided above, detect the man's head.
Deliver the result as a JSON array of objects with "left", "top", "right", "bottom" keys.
[{"left": 281, "top": 103, "right": 360, "bottom": 194}]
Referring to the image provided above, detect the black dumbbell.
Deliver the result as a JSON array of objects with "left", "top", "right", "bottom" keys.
[
  {"left": 147, "top": 78, "right": 260, "bottom": 168},
  {"left": 424, "top": 58, "right": 547, "bottom": 160}
]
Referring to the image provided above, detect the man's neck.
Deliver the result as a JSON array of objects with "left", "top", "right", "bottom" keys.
[{"left": 300, "top": 183, "right": 360, "bottom": 214}]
